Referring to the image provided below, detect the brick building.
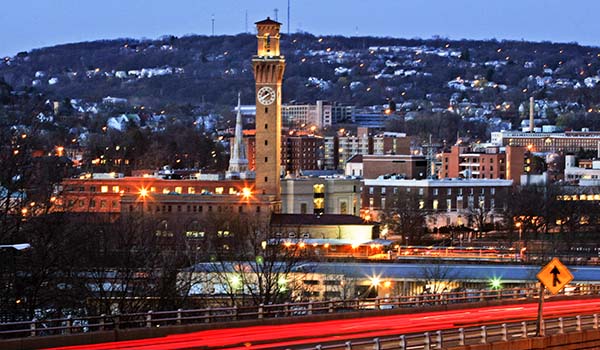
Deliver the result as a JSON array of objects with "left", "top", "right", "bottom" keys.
[
  {"left": 440, "top": 144, "right": 527, "bottom": 185},
  {"left": 362, "top": 177, "right": 512, "bottom": 230}
]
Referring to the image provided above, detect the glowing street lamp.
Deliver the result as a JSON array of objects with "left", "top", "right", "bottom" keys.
[{"left": 490, "top": 277, "right": 502, "bottom": 290}]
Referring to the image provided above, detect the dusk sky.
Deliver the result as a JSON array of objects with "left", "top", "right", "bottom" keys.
[{"left": 1, "top": 0, "right": 599, "bottom": 57}]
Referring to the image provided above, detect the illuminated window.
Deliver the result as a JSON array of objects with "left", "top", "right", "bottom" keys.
[
  {"left": 433, "top": 199, "right": 439, "bottom": 210},
  {"left": 188, "top": 187, "right": 195, "bottom": 194},
  {"left": 340, "top": 201, "right": 348, "bottom": 214},
  {"left": 112, "top": 186, "right": 119, "bottom": 193},
  {"left": 101, "top": 186, "right": 108, "bottom": 193},
  {"left": 313, "top": 184, "right": 325, "bottom": 215},
  {"left": 215, "top": 187, "right": 224, "bottom": 194},
  {"left": 229, "top": 187, "right": 236, "bottom": 194},
  {"left": 175, "top": 187, "right": 182, "bottom": 194},
  {"left": 446, "top": 199, "right": 452, "bottom": 212},
  {"left": 163, "top": 188, "right": 170, "bottom": 194},
  {"left": 150, "top": 187, "right": 156, "bottom": 193},
  {"left": 419, "top": 200, "right": 424, "bottom": 209}
]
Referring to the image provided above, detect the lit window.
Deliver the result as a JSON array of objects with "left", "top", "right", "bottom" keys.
[
  {"left": 101, "top": 186, "right": 108, "bottom": 193},
  {"left": 112, "top": 186, "right": 119, "bottom": 193},
  {"left": 433, "top": 199, "right": 439, "bottom": 210},
  {"left": 175, "top": 187, "right": 182, "bottom": 194},
  {"left": 215, "top": 187, "right": 224, "bottom": 194},
  {"left": 188, "top": 187, "right": 195, "bottom": 194},
  {"left": 163, "top": 188, "right": 170, "bottom": 194}
]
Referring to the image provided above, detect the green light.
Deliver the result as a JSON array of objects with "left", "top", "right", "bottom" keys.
[
  {"left": 230, "top": 275, "right": 242, "bottom": 289},
  {"left": 490, "top": 277, "right": 502, "bottom": 289}
]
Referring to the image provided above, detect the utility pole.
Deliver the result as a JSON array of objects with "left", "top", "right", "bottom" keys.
[
  {"left": 287, "top": 0, "right": 290, "bottom": 35},
  {"left": 211, "top": 14, "right": 215, "bottom": 36}
]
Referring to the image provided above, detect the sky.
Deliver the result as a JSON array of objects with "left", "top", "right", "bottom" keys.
[{"left": 1, "top": 0, "right": 599, "bottom": 57}]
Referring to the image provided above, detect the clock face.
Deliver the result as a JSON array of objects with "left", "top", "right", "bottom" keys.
[{"left": 257, "top": 86, "right": 276, "bottom": 105}]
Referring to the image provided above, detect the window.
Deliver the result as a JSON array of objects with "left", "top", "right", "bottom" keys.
[
  {"left": 433, "top": 199, "right": 439, "bottom": 210},
  {"left": 264, "top": 140, "right": 268, "bottom": 146},
  {"left": 433, "top": 189, "right": 438, "bottom": 196},
  {"left": 265, "top": 157, "right": 268, "bottom": 162},
  {"left": 89, "top": 199, "right": 96, "bottom": 208},
  {"left": 112, "top": 200, "right": 118, "bottom": 208},
  {"left": 381, "top": 187, "right": 386, "bottom": 195},
  {"left": 100, "top": 200, "right": 106, "bottom": 208},
  {"left": 215, "top": 187, "right": 224, "bottom": 194},
  {"left": 300, "top": 203, "right": 308, "bottom": 214},
  {"left": 418, "top": 188, "right": 424, "bottom": 195},
  {"left": 369, "top": 187, "right": 374, "bottom": 194},
  {"left": 490, "top": 188, "right": 495, "bottom": 195},
  {"left": 188, "top": 187, "right": 195, "bottom": 194},
  {"left": 381, "top": 198, "right": 386, "bottom": 209},
  {"left": 265, "top": 123, "right": 268, "bottom": 129},
  {"left": 447, "top": 188, "right": 452, "bottom": 195},
  {"left": 446, "top": 199, "right": 452, "bottom": 212},
  {"left": 265, "top": 107, "right": 268, "bottom": 113},
  {"left": 340, "top": 201, "right": 348, "bottom": 214},
  {"left": 264, "top": 176, "right": 268, "bottom": 182},
  {"left": 175, "top": 186, "right": 182, "bottom": 194}
]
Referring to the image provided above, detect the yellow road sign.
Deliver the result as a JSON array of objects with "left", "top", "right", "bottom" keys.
[{"left": 536, "top": 257, "right": 574, "bottom": 295}]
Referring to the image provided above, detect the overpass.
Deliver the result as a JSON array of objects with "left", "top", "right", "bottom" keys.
[{"left": 3, "top": 287, "right": 600, "bottom": 349}]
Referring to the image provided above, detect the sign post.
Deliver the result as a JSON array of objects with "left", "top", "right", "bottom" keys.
[{"left": 535, "top": 258, "right": 574, "bottom": 336}]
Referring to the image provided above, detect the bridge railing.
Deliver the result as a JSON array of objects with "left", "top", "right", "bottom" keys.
[
  {"left": 1, "top": 285, "right": 599, "bottom": 339},
  {"left": 301, "top": 313, "right": 600, "bottom": 349}
]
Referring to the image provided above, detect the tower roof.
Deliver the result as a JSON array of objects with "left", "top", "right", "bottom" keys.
[{"left": 255, "top": 17, "right": 281, "bottom": 26}]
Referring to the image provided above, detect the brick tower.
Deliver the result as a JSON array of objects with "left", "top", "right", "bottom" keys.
[{"left": 252, "top": 17, "right": 286, "bottom": 203}]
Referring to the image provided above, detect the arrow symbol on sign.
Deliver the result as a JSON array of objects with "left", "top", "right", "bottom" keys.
[{"left": 550, "top": 265, "right": 561, "bottom": 287}]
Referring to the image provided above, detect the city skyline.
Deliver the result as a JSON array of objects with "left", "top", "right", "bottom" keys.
[{"left": 2, "top": 0, "right": 600, "bottom": 57}]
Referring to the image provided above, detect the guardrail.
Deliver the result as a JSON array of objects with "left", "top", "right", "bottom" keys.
[
  {"left": 1, "top": 285, "right": 599, "bottom": 340},
  {"left": 300, "top": 313, "right": 600, "bottom": 349}
]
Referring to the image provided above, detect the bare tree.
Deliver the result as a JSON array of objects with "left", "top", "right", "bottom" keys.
[{"left": 380, "top": 191, "right": 427, "bottom": 245}]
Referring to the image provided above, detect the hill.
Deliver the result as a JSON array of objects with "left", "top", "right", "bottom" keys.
[{"left": 2, "top": 33, "right": 600, "bottom": 111}]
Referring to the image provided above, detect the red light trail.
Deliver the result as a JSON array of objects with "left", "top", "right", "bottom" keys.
[{"left": 47, "top": 298, "right": 600, "bottom": 350}]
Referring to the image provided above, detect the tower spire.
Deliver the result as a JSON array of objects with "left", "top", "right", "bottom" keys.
[{"left": 226, "top": 92, "right": 248, "bottom": 178}]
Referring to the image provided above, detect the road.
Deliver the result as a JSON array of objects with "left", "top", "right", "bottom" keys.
[{"left": 47, "top": 298, "right": 600, "bottom": 350}]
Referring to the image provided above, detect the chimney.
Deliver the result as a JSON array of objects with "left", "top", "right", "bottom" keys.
[{"left": 529, "top": 96, "right": 534, "bottom": 133}]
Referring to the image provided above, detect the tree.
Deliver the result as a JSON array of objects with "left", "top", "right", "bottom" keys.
[
  {"left": 380, "top": 191, "right": 427, "bottom": 245},
  {"left": 183, "top": 213, "right": 314, "bottom": 307}
]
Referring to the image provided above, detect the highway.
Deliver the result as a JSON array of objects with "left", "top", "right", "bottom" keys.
[{"left": 47, "top": 298, "right": 600, "bottom": 350}]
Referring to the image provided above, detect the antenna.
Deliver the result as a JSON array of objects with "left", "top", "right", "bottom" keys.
[
  {"left": 274, "top": 8, "right": 279, "bottom": 21},
  {"left": 211, "top": 14, "right": 215, "bottom": 36},
  {"left": 245, "top": 10, "right": 248, "bottom": 33},
  {"left": 287, "top": 0, "right": 290, "bottom": 35}
]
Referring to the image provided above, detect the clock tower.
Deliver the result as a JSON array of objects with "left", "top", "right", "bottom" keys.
[{"left": 252, "top": 17, "right": 286, "bottom": 202}]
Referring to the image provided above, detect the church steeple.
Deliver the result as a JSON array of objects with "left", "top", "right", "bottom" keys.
[{"left": 226, "top": 92, "right": 249, "bottom": 178}]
